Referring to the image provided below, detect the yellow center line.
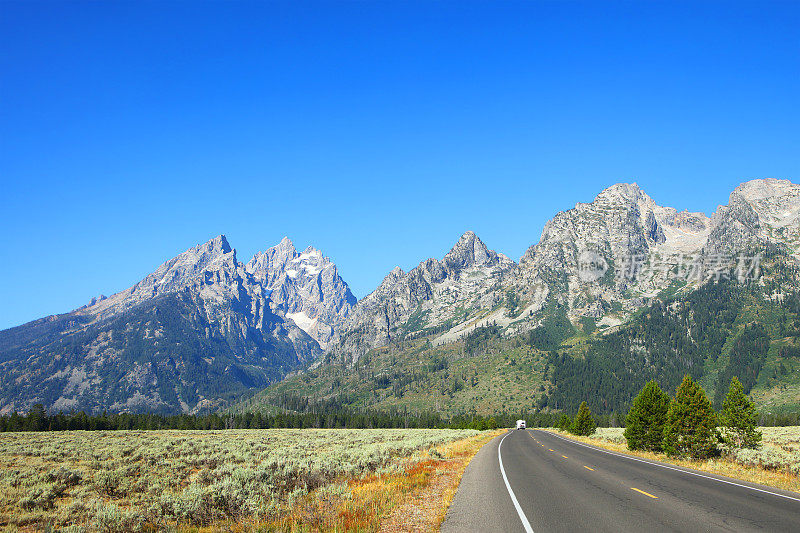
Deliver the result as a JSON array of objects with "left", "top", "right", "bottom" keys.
[
  {"left": 549, "top": 449, "right": 554, "bottom": 452},
  {"left": 583, "top": 466, "right": 594, "bottom": 471},
  {"left": 562, "top": 455, "right": 568, "bottom": 459},
  {"left": 631, "top": 488, "right": 658, "bottom": 499}
]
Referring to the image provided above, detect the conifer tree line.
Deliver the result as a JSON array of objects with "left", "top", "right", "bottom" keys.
[
  {"left": 0, "top": 377, "right": 792, "bottom": 434},
  {"left": 625, "top": 375, "right": 762, "bottom": 459},
  {"left": 0, "top": 400, "right": 564, "bottom": 432},
  {"left": 0, "top": 406, "right": 503, "bottom": 432}
]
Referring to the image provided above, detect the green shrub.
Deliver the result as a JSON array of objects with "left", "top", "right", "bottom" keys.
[
  {"left": 94, "top": 470, "right": 121, "bottom": 496},
  {"left": 93, "top": 503, "right": 141, "bottom": 533},
  {"left": 46, "top": 466, "right": 82, "bottom": 487}
]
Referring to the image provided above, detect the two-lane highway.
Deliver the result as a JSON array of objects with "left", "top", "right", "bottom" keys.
[{"left": 442, "top": 429, "right": 800, "bottom": 532}]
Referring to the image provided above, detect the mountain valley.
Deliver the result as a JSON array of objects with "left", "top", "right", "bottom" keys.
[{"left": 2, "top": 178, "right": 798, "bottom": 417}]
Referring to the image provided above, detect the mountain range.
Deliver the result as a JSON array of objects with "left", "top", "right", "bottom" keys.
[{"left": 1, "top": 178, "right": 798, "bottom": 415}]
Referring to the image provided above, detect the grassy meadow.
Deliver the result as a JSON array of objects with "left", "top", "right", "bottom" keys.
[{"left": 0, "top": 428, "right": 486, "bottom": 532}]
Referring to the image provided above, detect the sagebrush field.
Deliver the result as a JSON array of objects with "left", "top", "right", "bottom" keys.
[{"left": 0, "top": 428, "right": 479, "bottom": 531}]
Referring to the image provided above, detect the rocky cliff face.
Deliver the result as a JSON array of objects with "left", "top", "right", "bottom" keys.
[
  {"left": 0, "top": 235, "right": 354, "bottom": 414},
  {"left": 705, "top": 179, "right": 800, "bottom": 258},
  {"left": 330, "top": 179, "right": 797, "bottom": 357},
  {"left": 511, "top": 183, "right": 706, "bottom": 321},
  {"left": 246, "top": 237, "right": 356, "bottom": 349},
  {"left": 86, "top": 235, "right": 237, "bottom": 320},
  {"left": 509, "top": 179, "right": 798, "bottom": 329},
  {"left": 333, "top": 231, "right": 516, "bottom": 358}
]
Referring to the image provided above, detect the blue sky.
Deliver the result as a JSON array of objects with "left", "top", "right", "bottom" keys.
[{"left": 1, "top": 1, "right": 798, "bottom": 330}]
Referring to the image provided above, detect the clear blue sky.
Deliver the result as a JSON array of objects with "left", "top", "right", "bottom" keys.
[{"left": 1, "top": 1, "right": 798, "bottom": 330}]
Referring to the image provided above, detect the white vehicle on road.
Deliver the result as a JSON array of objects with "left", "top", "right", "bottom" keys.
[{"left": 516, "top": 419, "right": 526, "bottom": 430}]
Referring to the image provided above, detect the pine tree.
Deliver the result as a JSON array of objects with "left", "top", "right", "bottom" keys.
[
  {"left": 571, "top": 401, "right": 596, "bottom": 436},
  {"left": 663, "top": 375, "right": 718, "bottom": 459},
  {"left": 624, "top": 380, "right": 671, "bottom": 452},
  {"left": 719, "top": 376, "right": 762, "bottom": 449},
  {"left": 557, "top": 414, "right": 572, "bottom": 431}
]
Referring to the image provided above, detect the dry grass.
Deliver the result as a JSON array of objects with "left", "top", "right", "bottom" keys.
[
  {"left": 251, "top": 429, "right": 502, "bottom": 533},
  {"left": 549, "top": 427, "right": 800, "bottom": 495},
  {"left": 0, "top": 429, "right": 487, "bottom": 532},
  {"left": 379, "top": 430, "right": 503, "bottom": 533}
]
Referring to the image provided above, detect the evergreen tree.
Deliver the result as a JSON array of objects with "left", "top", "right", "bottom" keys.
[
  {"left": 557, "top": 414, "right": 572, "bottom": 431},
  {"left": 28, "top": 404, "right": 47, "bottom": 431},
  {"left": 571, "top": 401, "right": 596, "bottom": 436},
  {"left": 624, "top": 380, "right": 670, "bottom": 452},
  {"left": 719, "top": 376, "right": 762, "bottom": 449},
  {"left": 663, "top": 375, "right": 718, "bottom": 459}
]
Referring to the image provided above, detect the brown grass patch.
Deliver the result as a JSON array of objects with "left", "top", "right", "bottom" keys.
[
  {"left": 379, "top": 430, "right": 503, "bottom": 533},
  {"left": 250, "top": 430, "right": 503, "bottom": 533}
]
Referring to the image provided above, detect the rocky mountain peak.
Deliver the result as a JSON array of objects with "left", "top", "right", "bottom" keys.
[
  {"left": 246, "top": 239, "right": 331, "bottom": 283},
  {"left": 595, "top": 182, "right": 644, "bottom": 201},
  {"left": 592, "top": 182, "right": 657, "bottom": 212},
  {"left": 0, "top": 233, "right": 321, "bottom": 415},
  {"left": 706, "top": 178, "right": 800, "bottom": 257},
  {"left": 443, "top": 230, "right": 495, "bottom": 270},
  {"left": 733, "top": 178, "right": 798, "bottom": 202},
  {"left": 383, "top": 266, "right": 405, "bottom": 283},
  {"left": 730, "top": 179, "right": 799, "bottom": 228},
  {"left": 245, "top": 238, "right": 355, "bottom": 349},
  {"left": 83, "top": 235, "right": 239, "bottom": 319},
  {"left": 254, "top": 237, "right": 297, "bottom": 272},
  {"left": 276, "top": 236, "right": 296, "bottom": 251},
  {"left": 334, "top": 231, "right": 516, "bottom": 356},
  {"left": 211, "top": 234, "right": 233, "bottom": 254}
]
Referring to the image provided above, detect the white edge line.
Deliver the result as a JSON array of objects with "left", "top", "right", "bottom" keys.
[
  {"left": 499, "top": 431, "right": 535, "bottom": 533},
  {"left": 543, "top": 430, "right": 800, "bottom": 504}
]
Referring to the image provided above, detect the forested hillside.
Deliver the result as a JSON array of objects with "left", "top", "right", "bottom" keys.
[{"left": 241, "top": 270, "right": 800, "bottom": 418}]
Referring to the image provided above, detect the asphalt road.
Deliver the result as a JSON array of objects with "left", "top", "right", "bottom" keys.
[{"left": 442, "top": 428, "right": 800, "bottom": 532}]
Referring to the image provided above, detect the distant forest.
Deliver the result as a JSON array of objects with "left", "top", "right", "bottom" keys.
[
  {"left": 2, "top": 396, "right": 797, "bottom": 432},
  {"left": 0, "top": 400, "right": 538, "bottom": 432}
]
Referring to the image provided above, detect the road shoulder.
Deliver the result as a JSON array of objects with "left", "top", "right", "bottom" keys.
[
  {"left": 380, "top": 429, "right": 504, "bottom": 533},
  {"left": 441, "top": 430, "right": 528, "bottom": 533}
]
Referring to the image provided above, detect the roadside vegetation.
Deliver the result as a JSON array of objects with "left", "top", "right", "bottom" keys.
[
  {"left": 555, "top": 401, "right": 598, "bottom": 437},
  {"left": 555, "top": 425, "right": 800, "bottom": 494},
  {"left": 554, "top": 375, "right": 800, "bottom": 494},
  {"left": 0, "top": 428, "right": 496, "bottom": 532}
]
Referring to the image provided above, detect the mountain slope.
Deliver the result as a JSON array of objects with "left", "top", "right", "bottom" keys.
[
  {"left": 332, "top": 231, "right": 516, "bottom": 358},
  {"left": 247, "top": 178, "right": 800, "bottom": 417},
  {"left": 0, "top": 235, "right": 353, "bottom": 414},
  {"left": 241, "top": 274, "right": 800, "bottom": 417}
]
